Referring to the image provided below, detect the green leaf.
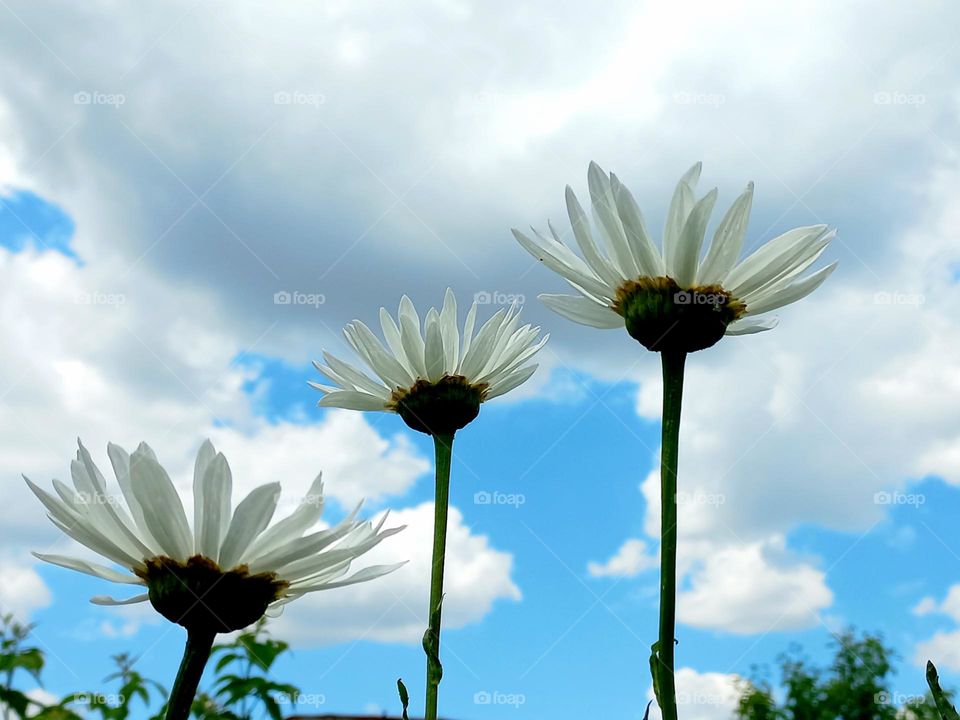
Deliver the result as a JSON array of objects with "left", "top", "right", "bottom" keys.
[
  {"left": 927, "top": 661, "right": 960, "bottom": 720},
  {"left": 397, "top": 678, "right": 410, "bottom": 720},
  {"left": 650, "top": 641, "right": 663, "bottom": 710},
  {"left": 0, "top": 686, "right": 31, "bottom": 718}
]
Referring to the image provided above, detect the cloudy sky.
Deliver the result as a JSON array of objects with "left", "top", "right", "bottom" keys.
[{"left": 1, "top": 1, "right": 959, "bottom": 718}]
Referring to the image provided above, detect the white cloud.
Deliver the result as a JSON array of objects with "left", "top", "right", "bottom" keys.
[
  {"left": 913, "top": 596, "right": 938, "bottom": 616},
  {"left": 916, "top": 631, "right": 960, "bottom": 672},
  {"left": 208, "top": 411, "right": 430, "bottom": 508},
  {"left": 271, "top": 502, "right": 521, "bottom": 645},
  {"left": 913, "top": 584, "right": 960, "bottom": 670},
  {"left": 0, "top": 555, "right": 50, "bottom": 621},
  {"left": 647, "top": 667, "right": 744, "bottom": 720},
  {"left": 588, "top": 538, "right": 658, "bottom": 578},
  {"left": 677, "top": 538, "right": 833, "bottom": 635}
]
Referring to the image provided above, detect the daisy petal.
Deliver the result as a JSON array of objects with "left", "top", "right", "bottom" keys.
[
  {"left": 698, "top": 182, "right": 754, "bottom": 285},
  {"left": 725, "top": 317, "right": 779, "bottom": 336},
  {"left": 195, "top": 452, "right": 232, "bottom": 559},
  {"left": 129, "top": 447, "right": 193, "bottom": 561},
  {"left": 672, "top": 188, "right": 718, "bottom": 288},
  {"left": 91, "top": 593, "right": 149, "bottom": 606},
  {"left": 192, "top": 440, "right": 216, "bottom": 551},
  {"left": 294, "top": 562, "right": 407, "bottom": 593},
  {"left": 33, "top": 553, "right": 143, "bottom": 585},
  {"left": 318, "top": 390, "right": 388, "bottom": 411},
  {"left": 742, "top": 261, "right": 838, "bottom": 316},
  {"left": 539, "top": 294, "right": 623, "bottom": 329},
  {"left": 218, "top": 483, "right": 281, "bottom": 569}
]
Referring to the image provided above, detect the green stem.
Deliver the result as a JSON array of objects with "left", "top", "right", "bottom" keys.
[
  {"left": 656, "top": 350, "right": 686, "bottom": 720},
  {"left": 166, "top": 628, "right": 215, "bottom": 720},
  {"left": 424, "top": 432, "right": 454, "bottom": 720}
]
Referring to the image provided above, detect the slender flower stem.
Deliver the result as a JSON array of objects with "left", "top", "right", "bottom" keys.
[
  {"left": 424, "top": 432, "right": 454, "bottom": 720},
  {"left": 166, "top": 628, "right": 216, "bottom": 720},
  {"left": 656, "top": 350, "right": 686, "bottom": 720}
]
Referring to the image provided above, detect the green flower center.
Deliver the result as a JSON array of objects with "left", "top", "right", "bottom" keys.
[
  {"left": 613, "top": 277, "right": 747, "bottom": 353},
  {"left": 137, "top": 556, "right": 288, "bottom": 634},
  {"left": 389, "top": 375, "right": 486, "bottom": 436}
]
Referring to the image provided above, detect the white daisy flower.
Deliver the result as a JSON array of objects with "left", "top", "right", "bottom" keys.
[
  {"left": 312, "top": 288, "right": 548, "bottom": 435},
  {"left": 25, "top": 439, "right": 404, "bottom": 633},
  {"left": 513, "top": 162, "right": 837, "bottom": 353}
]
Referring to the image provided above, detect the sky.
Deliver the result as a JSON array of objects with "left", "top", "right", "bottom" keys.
[{"left": 1, "top": 1, "right": 960, "bottom": 718}]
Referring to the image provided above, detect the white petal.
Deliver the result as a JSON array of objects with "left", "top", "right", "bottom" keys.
[
  {"left": 379, "top": 307, "right": 414, "bottom": 377},
  {"left": 439, "top": 288, "right": 460, "bottom": 372},
  {"left": 130, "top": 448, "right": 193, "bottom": 561},
  {"left": 107, "top": 443, "right": 157, "bottom": 548},
  {"left": 345, "top": 321, "right": 414, "bottom": 389},
  {"left": 218, "top": 483, "right": 281, "bottom": 569},
  {"left": 195, "top": 452, "right": 232, "bottom": 559},
  {"left": 318, "top": 390, "right": 388, "bottom": 412},
  {"left": 484, "top": 364, "right": 539, "bottom": 400},
  {"left": 321, "top": 352, "right": 390, "bottom": 398},
  {"left": 724, "top": 317, "right": 779, "bottom": 336},
  {"left": 459, "top": 308, "right": 507, "bottom": 379},
  {"left": 663, "top": 163, "right": 701, "bottom": 274},
  {"left": 539, "top": 294, "right": 623, "bottom": 329},
  {"left": 565, "top": 185, "right": 622, "bottom": 287},
  {"left": 91, "top": 593, "right": 149, "bottom": 606},
  {"left": 672, "top": 188, "right": 717, "bottom": 287},
  {"left": 293, "top": 562, "right": 407, "bottom": 593},
  {"left": 610, "top": 173, "right": 665, "bottom": 277},
  {"left": 46, "top": 514, "right": 143, "bottom": 570},
  {"left": 460, "top": 300, "right": 478, "bottom": 361},
  {"left": 697, "top": 182, "right": 754, "bottom": 285},
  {"left": 566, "top": 185, "right": 624, "bottom": 287},
  {"left": 75, "top": 444, "right": 152, "bottom": 558},
  {"left": 423, "top": 309, "right": 445, "bottom": 382},
  {"left": 397, "top": 296, "right": 428, "bottom": 378},
  {"left": 512, "top": 228, "right": 614, "bottom": 301},
  {"left": 725, "top": 225, "right": 828, "bottom": 294},
  {"left": 192, "top": 439, "right": 216, "bottom": 552},
  {"left": 248, "top": 505, "right": 364, "bottom": 574},
  {"left": 245, "top": 474, "right": 324, "bottom": 561},
  {"left": 33, "top": 553, "right": 144, "bottom": 585},
  {"left": 742, "top": 261, "right": 838, "bottom": 316},
  {"left": 587, "top": 162, "right": 638, "bottom": 278},
  {"left": 24, "top": 477, "right": 141, "bottom": 570}
]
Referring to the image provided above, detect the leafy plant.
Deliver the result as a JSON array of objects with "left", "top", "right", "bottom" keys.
[
  {"left": 191, "top": 619, "right": 301, "bottom": 720},
  {"left": 0, "top": 613, "right": 45, "bottom": 719}
]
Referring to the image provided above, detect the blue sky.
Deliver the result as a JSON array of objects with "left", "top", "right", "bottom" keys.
[{"left": 2, "top": 2, "right": 960, "bottom": 719}]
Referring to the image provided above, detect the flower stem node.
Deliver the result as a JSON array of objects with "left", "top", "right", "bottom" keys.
[
  {"left": 390, "top": 376, "right": 484, "bottom": 436},
  {"left": 615, "top": 277, "right": 746, "bottom": 353},
  {"left": 139, "top": 556, "right": 288, "bottom": 634}
]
